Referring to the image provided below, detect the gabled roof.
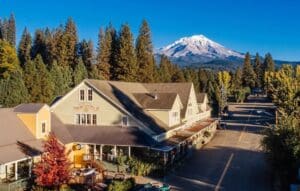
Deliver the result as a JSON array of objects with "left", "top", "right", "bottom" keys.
[
  {"left": 196, "top": 93, "right": 207, "bottom": 103},
  {"left": 14, "top": 103, "right": 46, "bottom": 113},
  {"left": 143, "top": 83, "right": 193, "bottom": 118},
  {"left": 85, "top": 80, "right": 192, "bottom": 134},
  {"left": 133, "top": 93, "right": 178, "bottom": 110},
  {"left": 0, "top": 108, "right": 43, "bottom": 164}
]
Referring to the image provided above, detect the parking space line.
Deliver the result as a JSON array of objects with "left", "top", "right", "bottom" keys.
[{"left": 215, "top": 153, "right": 234, "bottom": 191}]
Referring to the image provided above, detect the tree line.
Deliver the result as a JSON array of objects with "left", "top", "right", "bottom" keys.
[{"left": 0, "top": 14, "right": 278, "bottom": 113}]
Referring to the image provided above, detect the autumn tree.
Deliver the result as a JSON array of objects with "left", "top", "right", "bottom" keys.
[
  {"left": 114, "top": 24, "right": 137, "bottom": 81},
  {"left": 136, "top": 20, "right": 155, "bottom": 82},
  {"left": 34, "top": 133, "right": 71, "bottom": 190},
  {"left": 0, "top": 39, "right": 20, "bottom": 79}
]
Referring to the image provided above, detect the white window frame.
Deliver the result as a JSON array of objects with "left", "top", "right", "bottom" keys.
[
  {"left": 92, "top": 114, "right": 97, "bottom": 125},
  {"left": 87, "top": 88, "right": 93, "bottom": 102},
  {"left": 79, "top": 89, "right": 85, "bottom": 102}
]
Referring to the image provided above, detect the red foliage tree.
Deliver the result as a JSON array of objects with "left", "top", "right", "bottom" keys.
[{"left": 33, "top": 133, "right": 71, "bottom": 190}]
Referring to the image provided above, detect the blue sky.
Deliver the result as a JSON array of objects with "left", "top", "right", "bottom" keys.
[{"left": 1, "top": 0, "right": 300, "bottom": 61}]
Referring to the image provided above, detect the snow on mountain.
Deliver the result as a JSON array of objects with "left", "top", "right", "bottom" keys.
[{"left": 156, "top": 35, "right": 244, "bottom": 67}]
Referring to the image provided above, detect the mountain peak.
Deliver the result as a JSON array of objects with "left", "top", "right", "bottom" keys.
[{"left": 157, "top": 34, "right": 244, "bottom": 66}]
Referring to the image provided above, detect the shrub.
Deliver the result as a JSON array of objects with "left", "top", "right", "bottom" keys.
[{"left": 108, "top": 178, "right": 135, "bottom": 191}]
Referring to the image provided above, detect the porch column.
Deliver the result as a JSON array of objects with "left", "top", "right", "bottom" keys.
[
  {"left": 114, "top": 145, "right": 117, "bottom": 157},
  {"left": 128, "top": 146, "right": 131, "bottom": 158},
  {"left": 100, "top": 145, "right": 103, "bottom": 161},
  {"left": 15, "top": 162, "right": 18, "bottom": 180}
]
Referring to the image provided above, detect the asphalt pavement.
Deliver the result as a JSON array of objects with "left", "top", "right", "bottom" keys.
[{"left": 164, "top": 95, "right": 274, "bottom": 191}]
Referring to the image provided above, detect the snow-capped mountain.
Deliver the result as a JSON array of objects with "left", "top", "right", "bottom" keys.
[{"left": 156, "top": 35, "right": 244, "bottom": 67}]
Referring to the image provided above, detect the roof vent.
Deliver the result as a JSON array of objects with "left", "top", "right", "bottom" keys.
[{"left": 148, "top": 93, "right": 158, "bottom": 100}]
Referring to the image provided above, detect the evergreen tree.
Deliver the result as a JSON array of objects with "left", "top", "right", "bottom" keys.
[
  {"left": 158, "top": 55, "right": 172, "bottom": 82},
  {"left": 78, "top": 39, "right": 94, "bottom": 74},
  {"left": 242, "top": 52, "right": 256, "bottom": 88},
  {"left": 52, "top": 26, "right": 68, "bottom": 67},
  {"left": 198, "top": 69, "right": 209, "bottom": 92},
  {"left": 34, "top": 133, "right": 71, "bottom": 190},
  {"left": 136, "top": 20, "right": 155, "bottom": 82},
  {"left": 64, "top": 18, "right": 78, "bottom": 68},
  {"left": 18, "top": 28, "right": 32, "bottom": 67},
  {"left": 31, "top": 29, "right": 46, "bottom": 60},
  {"left": 108, "top": 24, "right": 119, "bottom": 79},
  {"left": 0, "top": 71, "right": 28, "bottom": 107},
  {"left": 253, "top": 53, "right": 263, "bottom": 87},
  {"left": 171, "top": 65, "right": 185, "bottom": 82},
  {"left": 263, "top": 53, "right": 275, "bottom": 72},
  {"left": 7, "top": 14, "right": 16, "bottom": 47},
  {"left": 23, "top": 60, "right": 38, "bottom": 102},
  {"left": 0, "top": 40, "right": 20, "bottom": 79},
  {"left": 115, "top": 24, "right": 137, "bottom": 81},
  {"left": 50, "top": 60, "right": 66, "bottom": 97},
  {"left": 96, "top": 28, "right": 112, "bottom": 80},
  {"left": 33, "top": 54, "right": 54, "bottom": 103},
  {"left": 233, "top": 66, "right": 243, "bottom": 89},
  {"left": 0, "top": 18, "right": 8, "bottom": 41},
  {"left": 73, "top": 57, "right": 88, "bottom": 86},
  {"left": 43, "top": 27, "right": 55, "bottom": 66}
]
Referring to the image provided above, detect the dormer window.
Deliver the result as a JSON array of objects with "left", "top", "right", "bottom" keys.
[
  {"left": 88, "top": 88, "right": 93, "bottom": 101},
  {"left": 80, "top": 90, "right": 85, "bottom": 101}
]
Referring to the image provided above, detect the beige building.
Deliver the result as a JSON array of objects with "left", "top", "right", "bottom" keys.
[{"left": 0, "top": 79, "right": 217, "bottom": 189}]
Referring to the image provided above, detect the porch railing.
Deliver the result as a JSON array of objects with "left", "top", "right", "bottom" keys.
[{"left": 0, "top": 178, "right": 28, "bottom": 191}]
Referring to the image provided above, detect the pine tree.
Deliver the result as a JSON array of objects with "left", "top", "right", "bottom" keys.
[
  {"left": 33, "top": 133, "right": 71, "bottom": 190},
  {"left": 23, "top": 60, "right": 38, "bottom": 102},
  {"left": 78, "top": 39, "right": 94, "bottom": 74},
  {"left": 18, "top": 28, "right": 32, "bottom": 67},
  {"left": 96, "top": 28, "right": 112, "bottom": 80},
  {"left": 43, "top": 28, "right": 55, "bottom": 66},
  {"left": 263, "top": 53, "right": 275, "bottom": 72},
  {"left": 115, "top": 24, "right": 137, "bottom": 81},
  {"left": 33, "top": 54, "right": 54, "bottom": 103},
  {"left": 158, "top": 55, "right": 172, "bottom": 82},
  {"left": 136, "top": 20, "right": 155, "bottom": 82},
  {"left": 198, "top": 69, "right": 209, "bottom": 92},
  {"left": 108, "top": 24, "right": 119, "bottom": 79},
  {"left": 0, "top": 39, "right": 20, "bottom": 79},
  {"left": 0, "top": 71, "right": 29, "bottom": 107},
  {"left": 7, "top": 14, "right": 16, "bottom": 47},
  {"left": 171, "top": 65, "right": 185, "bottom": 82},
  {"left": 64, "top": 18, "right": 78, "bottom": 69},
  {"left": 50, "top": 60, "right": 66, "bottom": 97},
  {"left": 242, "top": 52, "right": 256, "bottom": 88},
  {"left": 73, "top": 57, "right": 88, "bottom": 86},
  {"left": 0, "top": 18, "right": 8, "bottom": 41},
  {"left": 233, "top": 66, "right": 243, "bottom": 89},
  {"left": 253, "top": 53, "right": 263, "bottom": 87},
  {"left": 31, "top": 29, "right": 46, "bottom": 60},
  {"left": 52, "top": 26, "right": 68, "bottom": 67}
]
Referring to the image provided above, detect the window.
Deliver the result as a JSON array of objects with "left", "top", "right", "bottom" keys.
[
  {"left": 42, "top": 122, "right": 46, "bottom": 133},
  {"left": 80, "top": 90, "right": 85, "bottom": 101},
  {"left": 122, "top": 116, "right": 128, "bottom": 126},
  {"left": 76, "top": 114, "right": 81, "bottom": 124},
  {"left": 88, "top": 89, "right": 93, "bottom": 101},
  {"left": 87, "top": 114, "right": 91, "bottom": 125},
  {"left": 81, "top": 114, "right": 86, "bottom": 125},
  {"left": 171, "top": 111, "right": 179, "bottom": 125},
  {"left": 92, "top": 114, "right": 97, "bottom": 125}
]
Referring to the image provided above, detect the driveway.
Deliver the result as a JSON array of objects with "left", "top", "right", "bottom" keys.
[{"left": 164, "top": 95, "right": 274, "bottom": 191}]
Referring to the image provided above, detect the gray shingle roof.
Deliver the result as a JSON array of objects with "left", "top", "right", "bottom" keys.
[
  {"left": 51, "top": 113, "right": 156, "bottom": 147},
  {"left": 85, "top": 80, "right": 192, "bottom": 134},
  {"left": 14, "top": 103, "right": 46, "bottom": 113},
  {"left": 133, "top": 93, "right": 177, "bottom": 110},
  {"left": 0, "top": 108, "right": 43, "bottom": 164}
]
